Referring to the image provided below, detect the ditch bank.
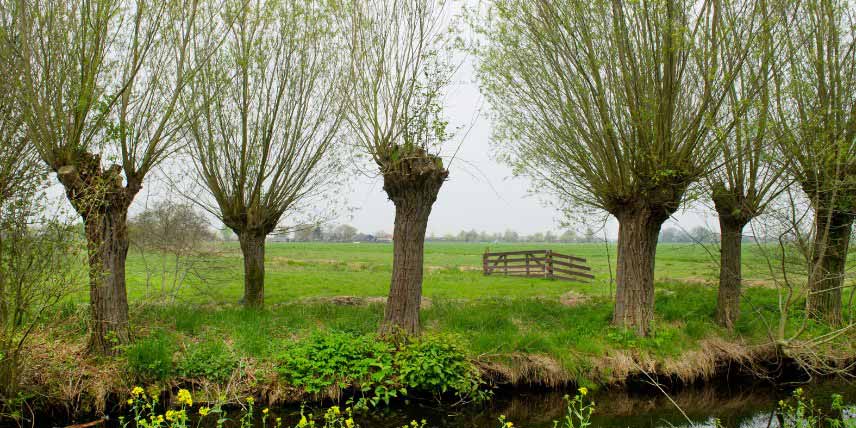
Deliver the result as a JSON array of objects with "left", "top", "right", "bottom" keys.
[{"left": 14, "top": 329, "right": 856, "bottom": 425}]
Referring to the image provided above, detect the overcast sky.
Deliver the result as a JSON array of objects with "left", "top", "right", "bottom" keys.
[
  {"left": 46, "top": 5, "right": 715, "bottom": 239},
  {"left": 330, "top": 55, "right": 713, "bottom": 238}
]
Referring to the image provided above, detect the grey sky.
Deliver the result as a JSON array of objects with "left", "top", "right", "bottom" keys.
[
  {"left": 43, "top": 4, "right": 715, "bottom": 239},
  {"left": 339, "top": 55, "right": 712, "bottom": 238}
]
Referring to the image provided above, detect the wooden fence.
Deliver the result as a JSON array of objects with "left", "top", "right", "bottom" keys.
[{"left": 482, "top": 249, "right": 594, "bottom": 283}]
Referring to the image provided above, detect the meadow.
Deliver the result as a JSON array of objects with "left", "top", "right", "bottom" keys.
[
  {"left": 22, "top": 240, "right": 854, "bottom": 418},
  {"left": 104, "top": 242, "right": 843, "bottom": 385},
  {"left": 123, "top": 241, "right": 768, "bottom": 303}
]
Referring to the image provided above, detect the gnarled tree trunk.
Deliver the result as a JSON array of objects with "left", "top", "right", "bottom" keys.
[
  {"left": 715, "top": 214, "right": 748, "bottom": 330},
  {"left": 613, "top": 204, "right": 669, "bottom": 336},
  {"left": 57, "top": 154, "right": 136, "bottom": 355},
  {"left": 238, "top": 231, "right": 266, "bottom": 308},
  {"left": 807, "top": 207, "right": 852, "bottom": 325},
  {"left": 379, "top": 158, "right": 447, "bottom": 336},
  {"left": 84, "top": 205, "right": 132, "bottom": 354}
]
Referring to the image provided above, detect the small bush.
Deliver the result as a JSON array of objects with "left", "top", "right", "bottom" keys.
[
  {"left": 177, "top": 340, "right": 238, "bottom": 383},
  {"left": 124, "top": 330, "right": 176, "bottom": 381},
  {"left": 275, "top": 332, "right": 487, "bottom": 406},
  {"left": 395, "top": 334, "right": 486, "bottom": 401},
  {"left": 276, "top": 331, "right": 397, "bottom": 403}
]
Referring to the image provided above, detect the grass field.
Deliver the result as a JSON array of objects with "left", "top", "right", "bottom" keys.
[
  {"left": 31, "top": 240, "right": 853, "bottom": 412},
  {"left": 91, "top": 242, "right": 844, "bottom": 384},
  {"left": 123, "top": 241, "right": 775, "bottom": 303}
]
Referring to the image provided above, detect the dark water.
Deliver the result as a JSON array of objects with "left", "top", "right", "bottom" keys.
[
  {"left": 48, "top": 380, "right": 856, "bottom": 428},
  {"left": 286, "top": 380, "right": 856, "bottom": 428}
]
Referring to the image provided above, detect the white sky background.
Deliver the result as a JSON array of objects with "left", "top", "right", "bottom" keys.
[
  {"left": 332, "top": 52, "right": 713, "bottom": 238},
  {"left": 42, "top": 1, "right": 717, "bottom": 240}
]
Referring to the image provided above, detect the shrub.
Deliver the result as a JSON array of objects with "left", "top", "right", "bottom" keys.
[
  {"left": 177, "top": 340, "right": 238, "bottom": 383},
  {"left": 276, "top": 332, "right": 487, "bottom": 406},
  {"left": 395, "top": 334, "right": 486, "bottom": 401},
  {"left": 124, "top": 330, "right": 176, "bottom": 381},
  {"left": 276, "top": 332, "right": 398, "bottom": 405}
]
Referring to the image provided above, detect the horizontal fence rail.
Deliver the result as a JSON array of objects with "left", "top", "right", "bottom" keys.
[{"left": 482, "top": 249, "right": 594, "bottom": 283}]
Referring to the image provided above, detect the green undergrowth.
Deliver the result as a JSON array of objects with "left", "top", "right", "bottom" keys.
[{"left": 50, "top": 280, "right": 847, "bottom": 394}]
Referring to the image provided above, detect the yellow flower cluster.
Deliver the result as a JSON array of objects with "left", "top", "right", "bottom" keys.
[
  {"left": 177, "top": 389, "right": 193, "bottom": 407},
  {"left": 198, "top": 406, "right": 211, "bottom": 417},
  {"left": 578, "top": 387, "right": 588, "bottom": 396},
  {"left": 165, "top": 409, "right": 186, "bottom": 422},
  {"left": 131, "top": 386, "right": 145, "bottom": 398}
]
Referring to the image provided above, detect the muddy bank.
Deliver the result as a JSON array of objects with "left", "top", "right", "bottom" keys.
[{"left": 15, "top": 334, "right": 855, "bottom": 425}]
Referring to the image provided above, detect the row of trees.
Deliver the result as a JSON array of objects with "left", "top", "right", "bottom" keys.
[
  {"left": 1, "top": 0, "right": 854, "bottom": 360},
  {"left": 476, "top": 0, "right": 856, "bottom": 333},
  {"left": 1, "top": 0, "right": 454, "bottom": 353}
]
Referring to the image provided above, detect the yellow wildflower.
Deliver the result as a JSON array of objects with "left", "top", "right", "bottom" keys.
[
  {"left": 578, "top": 387, "right": 588, "bottom": 396},
  {"left": 166, "top": 410, "right": 177, "bottom": 421},
  {"left": 263, "top": 408, "right": 270, "bottom": 415},
  {"left": 177, "top": 389, "right": 193, "bottom": 406},
  {"left": 345, "top": 418, "right": 355, "bottom": 428},
  {"left": 131, "top": 386, "right": 145, "bottom": 397},
  {"left": 199, "top": 406, "right": 210, "bottom": 417},
  {"left": 247, "top": 396, "right": 255, "bottom": 405},
  {"left": 298, "top": 415, "right": 308, "bottom": 427},
  {"left": 506, "top": 422, "right": 514, "bottom": 428},
  {"left": 330, "top": 406, "right": 340, "bottom": 415},
  {"left": 126, "top": 399, "right": 134, "bottom": 405}
]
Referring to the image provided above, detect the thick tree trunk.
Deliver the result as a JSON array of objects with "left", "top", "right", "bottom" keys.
[
  {"left": 238, "top": 231, "right": 266, "bottom": 308},
  {"left": 56, "top": 154, "right": 137, "bottom": 355},
  {"left": 715, "top": 216, "right": 747, "bottom": 330},
  {"left": 613, "top": 207, "right": 667, "bottom": 336},
  {"left": 807, "top": 207, "right": 852, "bottom": 325},
  {"left": 84, "top": 206, "right": 132, "bottom": 355},
  {"left": 378, "top": 159, "right": 447, "bottom": 336}
]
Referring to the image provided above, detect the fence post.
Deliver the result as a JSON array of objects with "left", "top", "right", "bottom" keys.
[
  {"left": 545, "top": 249, "right": 553, "bottom": 279},
  {"left": 483, "top": 253, "right": 488, "bottom": 276},
  {"left": 525, "top": 252, "right": 530, "bottom": 276},
  {"left": 503, "top": 255, "right": 508, "bottom": 276}
]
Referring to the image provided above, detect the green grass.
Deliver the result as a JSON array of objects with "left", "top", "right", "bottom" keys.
[
  {"left": 123, "top": 242, "right": 775, "bottom": 304},
  {"left": 49, "top": 242, "right": 854, "bottom": 393}
]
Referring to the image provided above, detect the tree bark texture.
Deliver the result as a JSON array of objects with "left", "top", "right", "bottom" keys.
[
  {"left": 84, "top": 205, "right": 132, "bottom": 355},
  {"left": 379, "top": 157, "right": 447, "bottom": 336},
  {"left": 56, "top": 152, "right": 137, "bottom": 355},
  {"left": 238, "top": 231, "right": 266, "bottom": 308},
  {"left": 808, "top": 206, "right": 852, "bottom": 325},
  {"left": 715, "top": 215, "right": 748, "bottom": 330},
  {"left": 613, "top": 204, "right": 669, "bottom": 336}
]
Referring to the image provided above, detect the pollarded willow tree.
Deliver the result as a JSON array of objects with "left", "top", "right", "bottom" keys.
[
  {"left": 708, "top": 0, "right": 788, "bottom": 329},
  {"left": 770, "top": 0, "right": 856, "bottom": 326},
  {"left": 184, "top": 0, "right": 346, "bottom": 308},
  {"left": 476, "top": 0, "right": 751, "bottom": 335},
  {"left": 13, "top": 0, "right": 216, "bottom": 353},
  {"left": 345, "top": 0, "right": 454, "bottom": 335}
]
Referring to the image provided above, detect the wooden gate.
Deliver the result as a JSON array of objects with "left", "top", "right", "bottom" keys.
[{"left": 482, "top": 249, "right": 594, "bottom": 283}]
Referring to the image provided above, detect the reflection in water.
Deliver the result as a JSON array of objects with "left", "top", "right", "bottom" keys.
[
  {"left": 340, "top": 380, "right": 855, "bottom": 428},
  {"left": 41, "top": 379, "right": 856, "bottom": 428}
]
